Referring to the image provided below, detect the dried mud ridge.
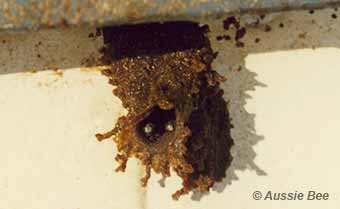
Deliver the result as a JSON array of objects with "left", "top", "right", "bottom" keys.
[{"left": 96, "top": 22, "right": 234, "bottom": 200}]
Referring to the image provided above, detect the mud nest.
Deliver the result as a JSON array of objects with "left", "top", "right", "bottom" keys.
[{"left": 96, "top": 22, "right": 234, "bottom": 200}]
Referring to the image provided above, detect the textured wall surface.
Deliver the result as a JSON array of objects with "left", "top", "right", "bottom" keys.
[{"left": 1, "top": 0, "right": 339, "bottom": 30}]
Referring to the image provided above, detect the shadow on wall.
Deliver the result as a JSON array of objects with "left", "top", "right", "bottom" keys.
[
  {"left": 191, "top": 61, "right": 267, "bottom": 201},
  {"left": 1, "top": 7, "right": 340, "bottom": 201},
  {"left": 192, "top": 7, "right": 340, "bottom": 200}
]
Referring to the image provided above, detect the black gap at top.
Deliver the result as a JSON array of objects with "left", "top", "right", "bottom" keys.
[{"left": 102, "top": 21, "right": 208, "bottom": 60}]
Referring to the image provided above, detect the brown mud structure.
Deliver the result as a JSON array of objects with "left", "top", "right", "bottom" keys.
[{"left": 96, "top": 22, "right": 234, "bottom": 200}]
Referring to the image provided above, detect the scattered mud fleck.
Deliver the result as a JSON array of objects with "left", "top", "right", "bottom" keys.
[
  {"left": 96, "top": 22, "right": 233, "bottom": 200},
  {"left": 216, "top": 35, "right": 231, "bottom": 41},
  {"left": 35, "top": 41, "right": 43, "bottom": 48},
  {"left": 264, "top": 25, "right": 272, "bottom": 32},
  {"left": 235, "top": 27, "right": 246, "bottom": 41},
  {"left": 89, "top": 29, "right": 102, "bottom": 39},
  {"left": 220, "top": 16, "right": 249, "bottom": 48},
  {"left": 223, "top": 16, "right": 240, "bottom": 30},
  {"left": 96, "top": 28, "right": 102, "bottom": 37},
  {"left": 298, "top": 32, "right": 307, "bottom": 39},
  {"left": 235, "top": 41, "right": 245, "bottom": 48},
  {"left": 88, "top": 33, "right": 95, "bottom": 38},
  {"left": 236, "top": 66, "right": 242, "bottom": 72}
]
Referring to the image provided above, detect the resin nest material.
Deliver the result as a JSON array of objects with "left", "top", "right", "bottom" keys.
[{"left": 96, "top": 22, "right": 234, "bottom": 200}]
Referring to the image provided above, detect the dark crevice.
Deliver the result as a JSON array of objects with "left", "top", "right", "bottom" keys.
[{"left": 137, "top": 106, "right": 176, "bottom": 144}]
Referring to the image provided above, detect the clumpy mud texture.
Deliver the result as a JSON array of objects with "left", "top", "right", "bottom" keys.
[{"left": 96, "top": 22, "right": 233, "bottom": 200}]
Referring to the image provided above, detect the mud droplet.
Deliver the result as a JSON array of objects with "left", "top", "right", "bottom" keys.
[
  {"left": 264, "top": 25, "right": 272, "bottom": 32},
  {"left": 223, "top": 16, "right": 240, "bottom": 30},
  {"left": 235, "top": 27, "right": 247, "bottom": 41},
  {"left": 216, "top": 35, "right": 231, "bottom": 41}
]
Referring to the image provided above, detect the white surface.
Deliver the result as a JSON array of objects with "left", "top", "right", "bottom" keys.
[
  {"left": 245, "top": 48, "right": 340, "bottom": 209},
  {"left": 0, "top": 70, "right": 140, "bottom": 209}
]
